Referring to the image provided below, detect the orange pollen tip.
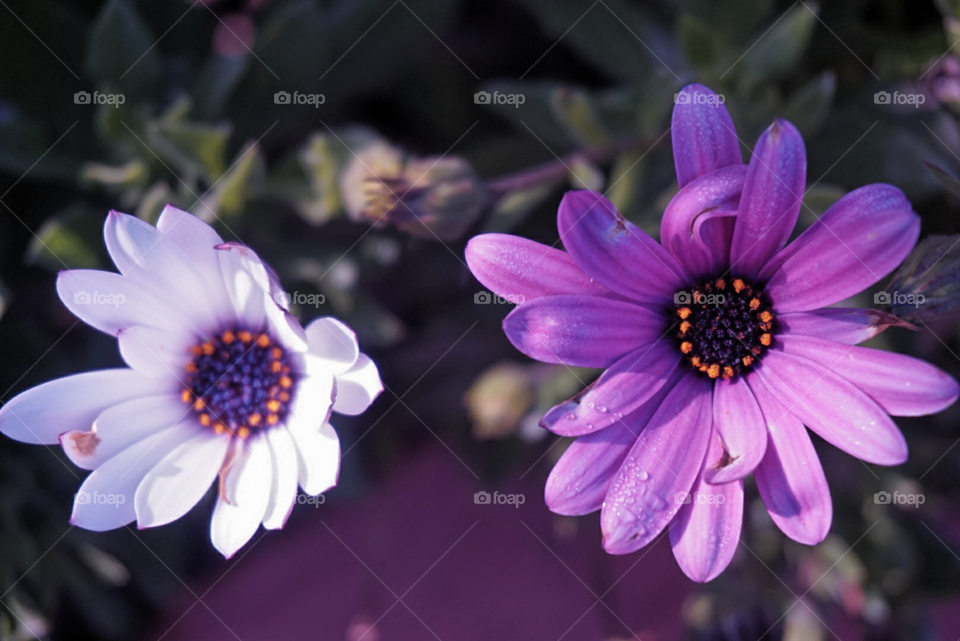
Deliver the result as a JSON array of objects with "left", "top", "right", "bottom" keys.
[
  {"left": 749, "top": 298, "right": 761, "bottom": 310},
  {"left": 723, "top": 366, "right": 734, "bottom": 379},
  {"left": 715, "top": 278, "right": 726, "bottom": 290},
  {"left": 742, "top": 355, "right": 754, "bottom": 367},
  {"left": 270, "top": 361, "right": 283, "bottom": 373},
  {"left": 707, "top": 364, "right": 721, "bottom": 379},
  {"left": 237, "top": 427, "right": 250, "bottom": 439},
  {"left": 699, "top": 364, "right": 709, "bottom": 372},
  {"left": 280, "top": 376, "right": 292, "bottom": 389},
  {"left": 677, "top": 307, "right": 691, "bottom": 320},
  {"left": 248, "top": 413, "right": 261, "bottom": 426},
  {"left": 193, "top": 398, "right": 205, "bottom": 411},
  {"left": 760, "top": 333, "right": 772, "bottom": 346},
  {"left": 222, "top": 331, "right": 235, "bottom": 343},
  {"left": 181, "top": 389, "right": 192, "bottom": 403},
  {"left": 267, "top": 400, "right": 281, "bottom": 413},
  {"left": 202, "top": 342, "right": 215, "bottom": 355},
  {"left": 199, "top": 413, "right": 211, "bottom": 426},
  {"left": 266, "top": 414, "right": 279, "bottom": 426},
  {"left": 681, "top": 341, "right": 694, "bottom": 354},
  {"left": 679, "top": 321, "right": 692, "bottom": 335},
  {"left": 186, "top": 363, "right": 198, "bottom": 373},
  {"left": 257, "top": 334, "right": 270, "bottom": 348},
  {"left": 271, "top": 347, "right": 283, "bottom": 359},
  {"left": 214, "top": 423, "right": 225, "bottom": 434},
  {"left": 759, "top": 311, "right": 773, "bottom": 323},
  {"left": 238, "top": 331, "right": 253, "bottom": 343},
  {"left": 192, "top": 346, "right": 202, "bottom": 356},
  {"left": 279, "top": 391, "right": 290, "bottom": 402},
  {"left": 733, "top": 279, "right": 745, "bottom": 293},
  {"left": 691, "top": 355, "right": 702, "bottom": 367}
]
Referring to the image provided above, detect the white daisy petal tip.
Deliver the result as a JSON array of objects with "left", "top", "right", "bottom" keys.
[{"left": 332, "top": 353, "right": 383, "bottom": 416}]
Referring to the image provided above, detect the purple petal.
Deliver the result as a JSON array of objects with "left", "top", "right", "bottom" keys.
[
  {"left": 671, "top": 84, "right": 742, "bottom": 188},
  {"left": 601, "top": 373, "right": 713, "bottom": 555},
  {"left": 540, "top": 341, "right": 680, "bottom": 437},
  {"left": 669, "top": 433, "right": 744, "bottom": 583},
  {"left": 558, "top": 191, "right": 688, "bottom": 304},
  {"left": 778, "top": 308, "right": 915, "bottom": 345},
  {"left": 756, "top": 350, "right": 908, "bottom": 465},
  {"left": 544, "top": 369, "right": 682, "bottom": 516},
  {"left": 503, "top": 295, "right": 665, "bottom": 368},
  {"left": 660, "top": 165, "right": 746, "bottom": 278},
  {"left": 705, "top": 377, "right": 767, "bottom": 484},
  {"left": 729, "top": 119, "right": 806, "bottom": 278},
  {"left": 748, "top": 374, "right": 832, "bottom": 545},
  {"left": 465, "top": 234, "right": 619, "bottom": 302},
  {"left": 780, "top": 334, "right": 959, "bottom": 417},
  {"left": 762, "top": 184, "right": 919, "bottom": 313}
]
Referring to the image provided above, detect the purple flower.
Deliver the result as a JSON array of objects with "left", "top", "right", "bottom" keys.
[{"left": 465, "top": 84, "right": 959, "bottom": 582}]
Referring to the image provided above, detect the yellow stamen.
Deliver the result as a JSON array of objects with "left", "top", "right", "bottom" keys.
[
  {"left": 222, "top": 330, "right": 235, "bottom": 344},
  {"left": 678, "top": 307, "right": 691, "bottom": 320},
  {"left": 707, "top": 364, "right": 721, "bottom": 379},
  {"left": 733, "top": 279, "right": 745, "bottom": 293},
  {"left": 679, "top": 321, "right": 691, "bottom": 335},
  {"left": 257, "top": 334, "right": 270, "bottom": 348},
  {"left": 760, "top": 333, "right": 772, "bottom": 346},
  {"left": 681, "top": 341, "right": 693, "bottom": 354}
]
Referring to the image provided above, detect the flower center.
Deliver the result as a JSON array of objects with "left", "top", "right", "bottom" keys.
[
  {"left": 181, "top": 328, "right": 295, "bottom": 438},
  {"left": 672, "top": 278, "right": 776, "bottom": 380}
]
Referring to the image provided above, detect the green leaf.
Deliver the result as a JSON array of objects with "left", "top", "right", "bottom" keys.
[
  {"left": 779, "top": 71, "right": 836, "bottom": 136},
  {"left": 296, "top": 133, "right": 343, "bottom": 225},
  {"left": 144, "top": 115, "right": 231, "bottom": 185},
  {"left": 191, "top": 142, "right": 265, "bottom": 220},
  {"left": 85, "top": 0, "right": 159, "bottom": 99},
  {"left": 27, "top": 206, "right": 108, "bottom": 271},
  {"left": 924, "top": 160, "right": 960, "bottom": 197},
  {"left": 548, "top": 87, "right": 610, "bottom": 147},
  {"left": 739, "top": 2, "right": 818, "bottom": 84},
  {"left": 567, "top": 157, "right": 604, "bottom": 191},
  {"left": 678, "top": 15, "right": 719, "bottom": 67},
  {"left": 606, "top": 150, "right": 646, "bottom": 217}
]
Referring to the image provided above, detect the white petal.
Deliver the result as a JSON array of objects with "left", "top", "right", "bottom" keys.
[
  {"left": 0, "top": 369, "right": 169, "bottom": 444},
  {"left": 134, "top": 429, "right": 230, "bottom": 528},
  {"left": 118, "top": 325, "right": 195, "bottom": 378},
  {"left": 70, "top": 423, "right": 196, "bottom": 532},
  {"left": 304, "top": 317, "right": 359, "bottom": 373},
  {"left": 210, "top": 437, "right": 273, "bottom": 558},
  {"left": 262, "top": 427, "right": 298, "bottom": 529},
  {"left": 289, "top": 422, "right": 340, "bottom": 496},
  {"left": 288, "top": 368, "right": 335, "bottom": 431},
  {"left": 332, "top": 354, "right": 383, "bottom": 416},
  {"left": 218, "top": 248, "right": 267, "bottom": 328},
  {"left": 104, "top": 212, "right": 227, "bottom": 332},
  {"left": 61, "top": 394, "right": 187, "bottom": 470},
  {"left": 57, "top": 270, "right": 192, "bottom": 336},
  {"left": 156, "top": 205, "right": 235, "bottom": 323}
]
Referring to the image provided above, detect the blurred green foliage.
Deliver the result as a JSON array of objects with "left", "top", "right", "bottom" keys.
[{"left": 2, "top": 0, "right": 960, "bottom": 638}]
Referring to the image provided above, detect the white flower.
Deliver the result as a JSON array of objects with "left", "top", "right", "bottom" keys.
[{"left": 0, "top": 206, "right": 383, "bottom": 558}]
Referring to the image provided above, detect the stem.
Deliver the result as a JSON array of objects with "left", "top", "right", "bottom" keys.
[{"left": 484, "top": 136, "right": 657, "bottom": 195}]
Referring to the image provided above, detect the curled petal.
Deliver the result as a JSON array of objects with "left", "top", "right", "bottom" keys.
[
  {"left": 705, "top": 377, "right": 767, "bottom": 484},
  {"left": 671, "top": 83, "right": 742, "bottom": 188}
]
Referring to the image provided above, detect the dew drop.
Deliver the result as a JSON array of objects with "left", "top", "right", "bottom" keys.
[
  {"left": 597, "top": 404, "right": 608, "bottom": 413},
  {"left": 565, "top": 413, "right": 576, "bottom": 421},
  {"left": 637, "top": 470, "right": 649, "bottom": 481}
]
